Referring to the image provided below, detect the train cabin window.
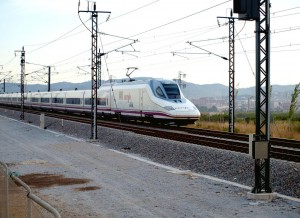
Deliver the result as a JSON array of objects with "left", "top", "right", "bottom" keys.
[
  {"left": 66, "top": 98, "right": 80, "bottom": 105},
  {"left": 31, "top": 98, "right": 39, "bottom": 103},
  {"left": 85, "top": 98, "right": 91, "bottom": 105},
  {"left": 162, "top": 84, "right": 181, "bottom": 99},
  {"left": 156, "top": 87, "right": 166, "bottom": 98},
  {"left": 97, "top": 98, "right": 107, "bottom": 106},
  {"left": 52, "top": 98, "right": 63, "bottom": 104},
  {"left": 41, "top": 98, "right": 50, "bottom": 103}
]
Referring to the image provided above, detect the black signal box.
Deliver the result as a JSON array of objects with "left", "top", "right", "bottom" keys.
[{"left": 233, "top": 0, "right": 259, "bottom": 20}]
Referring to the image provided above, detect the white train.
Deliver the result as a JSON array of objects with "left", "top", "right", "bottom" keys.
[{"left": 0, "top": 79, "right": 200, "bottom": 125}]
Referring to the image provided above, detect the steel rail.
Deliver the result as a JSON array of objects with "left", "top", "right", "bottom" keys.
[{"left": 0, "top": 105, "right": 299, "bottom": 162}]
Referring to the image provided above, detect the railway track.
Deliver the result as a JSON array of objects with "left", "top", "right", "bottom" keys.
[{"left": 1, "top": 106, "right": 299, "bottom": 163}]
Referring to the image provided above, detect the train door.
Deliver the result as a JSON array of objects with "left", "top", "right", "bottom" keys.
[
  {"left": 142, "top": 87, "right": 154, "bottom": 121},
  {"left": 109, "top": 87, "right": 112, "bottom": 113}
]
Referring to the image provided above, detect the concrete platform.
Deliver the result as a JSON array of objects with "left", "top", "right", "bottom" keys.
[{"left": 0, "top": 115, "right": 299, "bottom": 217}]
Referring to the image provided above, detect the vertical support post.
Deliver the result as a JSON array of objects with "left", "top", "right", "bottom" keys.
[
  {"left": 40, "top": 113, "right": 45, "bottom": 129},
  {"left": 48, "top": 66, "right": 51, "bottom": 92},
  {"left": 178, "top": 72, "right": 182, "bottom": 88},
  {"left": 79, "top": 2, "right": 110, "bottom": 140},
  {"left": 97, "top": 51, "right": 102, "bottom": 88},
  {"left": 252, "top": 0, "right": 271, "bottom": 193},
  {"left": 20, "top": 46, "right": 25, "bottom": 120},
  {"left": 27, "top": 198, "right": 32, "bottom": 218},
  {"left": 91, "top": 2, "right": 98, "bottom": 140},
  {"left": 228, "top": 12, "right": 235, "bottom": 133}
]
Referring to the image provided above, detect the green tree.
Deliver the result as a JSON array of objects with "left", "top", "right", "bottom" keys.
[
  {"left": 209, "top": 105, "right": 218, "bottom": 112},
  {"left": 289, "top": 82, "right": 300, "bottom": 121},
  {"left": 288, "top": 82, "right": 300, "bottom": 136}
]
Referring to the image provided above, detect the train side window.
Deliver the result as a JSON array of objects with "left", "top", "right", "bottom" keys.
[
  {"left": 156, "top": 87, "right": 166, "bottom": 98},
  {"left": 66, "top": 98, "right": 80, "bottom": 104},
  {"left": 52, "top": 98, "right": 63, "bottom": 104},
  {"left": 97, "top": 98, "right": 107, "bottom": 106},
  {"left": 85, "top": 98, "right": 91, "bottom": 105},
  {"left": 31, "top": 98, "right": 39, "bottom": 103},
  {"left": 41, "top": 98, "right": 50, "bottom": 103}
]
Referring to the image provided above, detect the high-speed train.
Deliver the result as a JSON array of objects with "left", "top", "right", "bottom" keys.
[{"left": 0, "top": 78, "right": 200, "bottom": 125}]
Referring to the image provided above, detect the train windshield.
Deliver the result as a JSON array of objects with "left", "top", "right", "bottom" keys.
[{"left": 162, "top": 84, "right": 181, "bottom": 99}]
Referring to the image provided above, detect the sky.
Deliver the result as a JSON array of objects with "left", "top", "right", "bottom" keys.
[{"left": 0, "top": 0, "right": 299, "bottom": 89}]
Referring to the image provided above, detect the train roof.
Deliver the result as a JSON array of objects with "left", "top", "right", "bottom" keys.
[{"left": 101, "top": 78, "right": 177, "bottom": 87}]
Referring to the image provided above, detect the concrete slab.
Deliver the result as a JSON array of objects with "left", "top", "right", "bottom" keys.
[{"left": 247, "top": 192, "right": 278, "bottom": 201}]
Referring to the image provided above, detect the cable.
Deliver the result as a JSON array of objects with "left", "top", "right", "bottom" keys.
[
  {"left": 131, "top": 0, "right": 231, "bottom": 38},
  {"left": 272, "top": 6, "right": 300, "bottom": 15},
  {"left": 27, "top": 18, "right": 90, "bottom": 54},
  {"left": 99, "top": 34, "right": 121, "bottom": 123},
  {"left": 51, "top": 49, "right": 90, "bottom": 66},
  {"left": 99, "top": 32, "right": 136, "bottom": 41},
  {"left": 78, "top": 10, "right": 92, "bottom": 34},
  {"left": 235, "top": 21, "right": 246, "bottom": 39},
  {"left": 103, "top": 0, "right": 160, "bottom": 23},
  {"left": 272, "top": 12, "right": 300, "bottom": 19},
  {"left": 101, "top": 0, "right": 231, "bottom": 48},
  {"left": 235, "top": 27, "right": 255, "bottom": 79},
  {"left": 2, "top": 56, "right": 16, "bottom": 67}
]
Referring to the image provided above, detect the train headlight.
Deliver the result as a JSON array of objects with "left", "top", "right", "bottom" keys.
[{"left": 163, "top": 106, "right": 175, "bottom": 111}]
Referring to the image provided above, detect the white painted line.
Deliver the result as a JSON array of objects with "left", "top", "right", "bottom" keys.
[
  {"left": 111, "top": 149, "right": 300, "bottom": 203},
  {"left": 111, "top": 149, "right": 251, "bottom": 190}
]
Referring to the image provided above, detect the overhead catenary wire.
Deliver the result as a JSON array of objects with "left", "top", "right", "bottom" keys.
[
  {"left": 234, "top": 26, "right": 255, "bottom": 79},
  {"left": 3, "top": 1, "right": 299, "bottom": 87},
  {"left": 27, "top": 18, "right": 91, "bottom": 54},
  {"left": 101, "top": 0, "right": 232, "bottom": 49},
  {"left": 101, "top": 0, "right": 161, "bottom": 23}
]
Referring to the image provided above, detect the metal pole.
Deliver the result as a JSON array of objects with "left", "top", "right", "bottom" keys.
[
  {"left": 48, "top": 66, "right": 51, "bottom": 92},
  {"left": 27, "top": 197, "right": 32, "bottom": 218},
  {"left": 252, "top": 0, "right": 271, "bottom": 194},
  {"left": 79, "top": 3, "right": 110, "bottom": 140},
  {"left": 217, "top": 14, "right": 237, "bottom": 133},
  {"left": 91, "top": 2, "right": 98, "bottom": 140},
  {"left": 10, "top": 174, "right": 61, "bottom": 218},
  {"left": 228, "top": 12, "right": 235, "bottom": 133},
  {"left": 20, "top": 46, "right": 25, "bottom": 120}
]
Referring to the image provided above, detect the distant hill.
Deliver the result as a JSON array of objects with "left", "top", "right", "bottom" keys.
[
  {"left": 1, "top": 78, "right": 297, "bottom": 99},
  {"left": 181, "top": 82, "right": 296, "bottom": 99}
]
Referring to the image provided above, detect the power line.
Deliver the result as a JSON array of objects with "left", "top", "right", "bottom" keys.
[
  {"left": 51, "top": 49, "right": 90, "bottom": 65},
  {"left": 101, "top": 0, "right": 231, "bottom": 48},
  {"left": 103, "top": 0, "right": 161, "bottom": 23},
  {"left": 27, "top": 18, "right": 90, "bottom": 54},
  {"left": 235, "top": 27, "right": 255, "bottom": 79},
  {"left": 272, "top": 6, "right": 300, "bottom": 14},
  {"left": 131, "top": 0, "right": 231, "bottom": 38}
]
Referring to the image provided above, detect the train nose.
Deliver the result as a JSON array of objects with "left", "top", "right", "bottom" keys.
[{"left": 172, "top": 106, "right": 200, "bottom": 117}]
